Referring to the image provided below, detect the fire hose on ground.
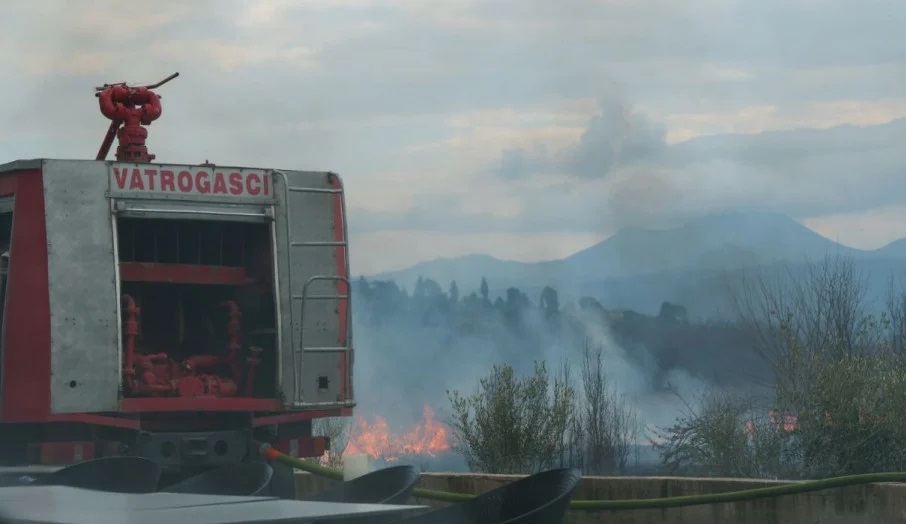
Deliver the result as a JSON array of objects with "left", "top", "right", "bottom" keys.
[{"left": 260, "top": 445, "right": 906, "bottom": 512}]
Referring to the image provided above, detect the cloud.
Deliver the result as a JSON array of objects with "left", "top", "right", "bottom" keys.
[
  {"left": 348, "top": 110, "right": 906, "bottom": 240},
  {"left": 2, "top": 0, "right": 906, "bottom": 274},
  {"left": 494, "top": 98, "right": 667, "bottom": 180},
  {"left": 662, "top": 98, "right": 906, "bottom": 143},
  {"left": 6, "top": 0, "right": 902, "bottom": 127},
  {"left": 4, "top": 0, "right": 903, "bottom": 128},
  {"left": 565, "top": 101, "right": 668, "bottom": 179},
  {"left": 554, "top": 117, "right": 906, "bottom": 229},
  {"left": 803, "top": 205, "right": 906, "bottom": 250}
]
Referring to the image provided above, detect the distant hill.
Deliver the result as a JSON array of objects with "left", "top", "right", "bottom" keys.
[
  {"left": 559, "top": 211, "right": 863, "bottom": 278},
  {"left": 369, "top": 212, "right": 886, "bottom": 289},
  {"left": 363, "top": 212, "right": 906, "bottom": 317},
  {"left": 875, "top": 237, "right": 906, "bottom": 259}
]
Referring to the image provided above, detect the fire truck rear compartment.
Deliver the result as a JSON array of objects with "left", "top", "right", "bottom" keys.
[{"left": 116, "top": 217, "right": 278, "bottom": 399}]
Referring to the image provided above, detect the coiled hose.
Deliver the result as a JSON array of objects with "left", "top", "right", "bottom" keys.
[{"left": 260, "top": 446, "right": 906, "bottom": 511}]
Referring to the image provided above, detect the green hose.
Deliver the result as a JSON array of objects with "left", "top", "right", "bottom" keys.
[{"left": 267, "top": 449, "right": 906, "bottom": 511}]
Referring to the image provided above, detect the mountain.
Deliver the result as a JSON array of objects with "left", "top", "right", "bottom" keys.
[
  {"left": 560, "top": 211, "right": 860, "bottom": 278},
  {"left": 875, "top": 238, "right": 906, "bottom": 259},
  {"left": 369, "top": 212, "right": 881, "bottom": 294}
]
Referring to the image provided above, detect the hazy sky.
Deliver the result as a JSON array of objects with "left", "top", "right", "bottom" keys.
[{"left": 2, "top": 0, "right": 905, "bottom": 274}]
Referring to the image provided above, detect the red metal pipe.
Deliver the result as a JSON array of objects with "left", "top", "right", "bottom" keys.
[
  {"left": 221, "top": 300, "right": 243, "bottom": 385},
  {"left": 201, "top": 375, "right": 238, "bottom": 397},
  {"left": 121, "top": 295, "right": 140, "bottom": 376},
  {"left": 181, "top": 355, "right": 221, "bottom": 369},
  {"left": 245, "top": 346, "right": 262, "bottom": 397},
  {"left": 129, "top": 353, "right": 175, "bottom": 396},
  {"left": 96, "top": 119, "right": 122, "bottom": 161}
]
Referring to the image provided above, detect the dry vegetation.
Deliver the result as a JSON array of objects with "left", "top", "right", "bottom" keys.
[
  {"left": 655, "top": 255, "right": 906, "bottom": 478},
  {"left": 447, "top": 341, "right": 641, "bottom": 475}
]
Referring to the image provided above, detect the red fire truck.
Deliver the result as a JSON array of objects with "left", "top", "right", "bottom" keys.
[{"left": 0, "top": 74, "right": 353, "bottom": 495}]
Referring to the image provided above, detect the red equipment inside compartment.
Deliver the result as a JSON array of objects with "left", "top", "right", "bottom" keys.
[
  {"left": 115, "top": 208, "right": 277, "bottom": 401},
  {"left": 121, "top": 295, "right": 257, "bottom": 399}
]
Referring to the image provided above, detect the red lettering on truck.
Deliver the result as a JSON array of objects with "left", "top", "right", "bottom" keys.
[
  {"left": 129, "top": 169, "right": 144, "bottom": 190},
  {"left": 229, "top": 173, "right": 243, "bottom": 195},
  {"left": 144, "top": 169, "right": 158, "bottom": 191},
  {"left": 247, "top": 173, "right": 261, "bottom": 195},
  {"left": 196, "top": 171, "right": 211, "bottom": 194},
  {"left": 111, "top": 165, "right": 270, "bottom": 198},
  {"left": 160, "top": 170, "right": 176, "bottom": 192},
  {"left": 213, "top": 172, "right": 227, "bottom": 194}
]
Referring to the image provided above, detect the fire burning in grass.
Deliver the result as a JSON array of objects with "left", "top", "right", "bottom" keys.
[{"left": 343, "top": 404, "right": 451, "bottom": 462}]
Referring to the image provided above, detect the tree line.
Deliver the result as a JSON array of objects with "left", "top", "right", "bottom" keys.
[{"left": 353, "top": 274, "right": 768, "bottom": 391}]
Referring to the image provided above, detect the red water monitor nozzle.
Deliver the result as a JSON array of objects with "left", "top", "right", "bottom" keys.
[{"left": 95, "top": 72, "right": 179, "bottom": 163}]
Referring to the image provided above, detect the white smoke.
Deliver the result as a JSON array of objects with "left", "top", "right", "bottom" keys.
[{"left": 576, "top": 309, "right": 711, "bottom": 443}]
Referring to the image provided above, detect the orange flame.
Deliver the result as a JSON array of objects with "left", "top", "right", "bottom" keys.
[
  {"left": 744, "top": 410, "right": 798, "bottom": 434},
  {"left": 345, "top": 404, "right": 450, "bottom": 461},
  {"left": 768, "top": 409, "right": 797, "bottom": 432}
]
